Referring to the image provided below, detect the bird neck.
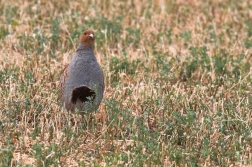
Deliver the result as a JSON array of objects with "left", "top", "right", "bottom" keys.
[{"left": 76, "top": 43, "right": 94, "bottom": 52}]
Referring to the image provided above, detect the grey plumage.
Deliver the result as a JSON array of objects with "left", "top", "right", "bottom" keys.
[{"left": 60, "top": 30, "right": 104, "bottom": 113}]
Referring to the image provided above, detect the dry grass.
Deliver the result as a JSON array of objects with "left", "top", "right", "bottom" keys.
[{"left": 0, "top": 0, "right": 252, "bottom": 166}]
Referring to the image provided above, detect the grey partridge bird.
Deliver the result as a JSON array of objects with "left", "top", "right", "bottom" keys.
[{"left": 60, "top": 30, "right": 104, "bottom": 113}]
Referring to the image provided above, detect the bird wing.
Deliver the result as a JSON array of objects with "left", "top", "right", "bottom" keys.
[
  {"left": 102, "top": 70, "right": 105, "bottom": 91},
  {"left": 60, "top": 64, "right": 69, "bottom": 102}
]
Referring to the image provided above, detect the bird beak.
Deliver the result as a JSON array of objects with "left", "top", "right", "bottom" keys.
[{"left": 89, "top": 33, "right": 94, "bottom": 38}]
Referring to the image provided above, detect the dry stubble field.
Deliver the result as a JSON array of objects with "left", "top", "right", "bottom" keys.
[{"left": 0, "top": 0, "right": 252, "bottom": 166}]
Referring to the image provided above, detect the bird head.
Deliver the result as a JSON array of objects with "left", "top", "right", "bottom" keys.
[{"left": 80, "top": 29, "right": 95, "bottom": 48}]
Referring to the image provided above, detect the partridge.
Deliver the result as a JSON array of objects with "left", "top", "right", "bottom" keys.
[{"left": 60, "top": 30, "right": 104, "bottom": 113}]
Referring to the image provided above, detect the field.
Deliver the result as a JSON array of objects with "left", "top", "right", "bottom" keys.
[{"left": 0, "top": 0, "right": 252, "bottom": 166}]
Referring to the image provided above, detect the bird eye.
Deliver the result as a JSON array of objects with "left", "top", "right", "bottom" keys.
[{"left": 84, "top": 33, "right": 86, "bottom": 35}]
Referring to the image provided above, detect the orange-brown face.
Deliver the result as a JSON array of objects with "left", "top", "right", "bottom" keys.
[{"left": 80, "top": 30, "right": 95, "bottom": 48}]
